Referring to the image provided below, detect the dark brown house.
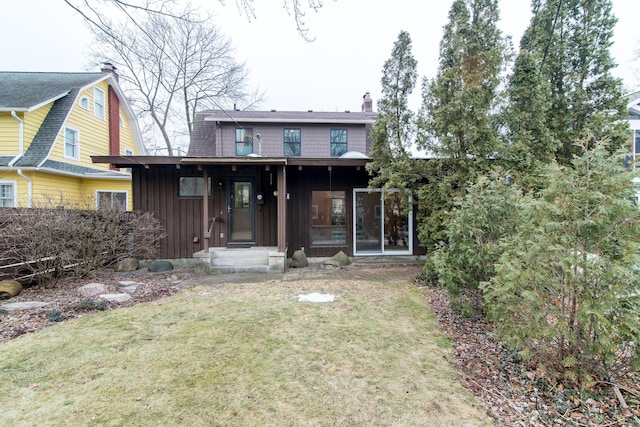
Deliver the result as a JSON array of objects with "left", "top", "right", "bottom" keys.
[{"left": 93, "top": 94, "right": 424, "bottom": 272}]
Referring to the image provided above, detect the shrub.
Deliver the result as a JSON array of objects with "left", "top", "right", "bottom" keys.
[
  {"left": 482, "top": 141, "right": 640, "bottom": 384},
  {"left": 0, "top": 199, "right": 164, "bottom": 286}
]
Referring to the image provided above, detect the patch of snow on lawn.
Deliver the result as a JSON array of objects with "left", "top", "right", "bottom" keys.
[{"left": 297, "top": 293, "right": 335, "bottom": 303}]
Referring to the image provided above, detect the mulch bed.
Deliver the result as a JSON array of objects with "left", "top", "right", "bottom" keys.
[
  {"left": 420, "top": 283, "right": 640, "bottom": 426},
  {"left": 1, "top": 265, "right": 639, "bottom": 426}
]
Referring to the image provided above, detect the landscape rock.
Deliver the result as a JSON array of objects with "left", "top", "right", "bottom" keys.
[
  {"left": 116, "top": 258, "right": 139, "bottom": 272},
  {"left": 0, "top": 280, "right": 23, "bottom": 299},
  {"left": 319, "top": 251, "right": 352, "bottom": 270},
  {"left": 148, "top": 260, "right": 174, "bottom": 273},
  {"left": 289, "top": 249, "right": 309, "bottom": 268},
  {"left": 78, "top": 283, "right": 109, "bottom": 298},
  {"left": 117, "top": 281, "right": 140, "bottom": 294},
  {"left": 328, "top": 251, "right": 351, "bottom": 267},
  {"left": 99, "top": 293, "right": 132, "bottom": 303},
  {"left": 0, "top": 301, "right": 49, "bottom": 312}
]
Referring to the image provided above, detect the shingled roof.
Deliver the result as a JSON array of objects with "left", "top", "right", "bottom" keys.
[
  {"left": 1, "top": 71, "right": 144, "bottom": 173},
  {"left": 0, "top": 72, "right": 107, "bottom": 112}
]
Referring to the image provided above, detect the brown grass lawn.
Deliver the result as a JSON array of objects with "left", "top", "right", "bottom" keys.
[{"left": 0, "top": 267, "right": 491, "bottom": 426}]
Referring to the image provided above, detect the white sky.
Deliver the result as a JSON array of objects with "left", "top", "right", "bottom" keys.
[{"left": 1, "top": 0, "right": 638, "bottom": 113}]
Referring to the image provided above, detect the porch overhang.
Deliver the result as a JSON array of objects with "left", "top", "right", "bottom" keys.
[{"left": 92, "top": 155, "right": 369, "bottom": 169}]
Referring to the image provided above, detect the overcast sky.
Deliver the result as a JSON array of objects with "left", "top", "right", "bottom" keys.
[{"left": 1, "top": 0, "right": 638, "bottom": 113}]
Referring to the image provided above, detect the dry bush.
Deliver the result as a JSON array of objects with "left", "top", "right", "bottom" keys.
[{"left": 0, "top": 201, "right": 164, "bottom": 286}]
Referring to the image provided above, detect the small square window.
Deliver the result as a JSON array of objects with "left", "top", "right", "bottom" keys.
[{"left": 79, "top": 96, "right": 89, "bottom": 110}]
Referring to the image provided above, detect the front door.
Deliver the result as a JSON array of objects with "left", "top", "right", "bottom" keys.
[{"left": 228, "top": 177, "right": 255, "bottom": 243}]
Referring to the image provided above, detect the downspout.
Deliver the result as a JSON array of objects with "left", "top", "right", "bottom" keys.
[
  {"left": 8, "top": 111, "right": 32, "bottom": 207},
  {"left": 17, "top": 170, "right": 32, "bottom": 208},
  {"left": 8, "top": 111, "right": 24, "bottom": 167}
]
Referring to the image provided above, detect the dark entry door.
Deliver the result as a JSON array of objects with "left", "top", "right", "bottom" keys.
[{"left": 228, "top": 177, "right": 255, "bottom": 242}]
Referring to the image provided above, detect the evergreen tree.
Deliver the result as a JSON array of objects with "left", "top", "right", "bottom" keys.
[
  {"left": 412, "top": 0, "right": 509, "bottom": 248},
  {"left": 418, "top": 0, "right": 508, "bottom": 160},
  {"left": 367, "top": 30, "right": 418, "bottom": 191},
  {"left": 511, "top": 0, "right": 628, "bottom": 166},
  {"left": 482, "top": 140, "right": 640, "bottom": 382}
]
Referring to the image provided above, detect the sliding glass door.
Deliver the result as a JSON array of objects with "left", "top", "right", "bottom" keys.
[{"left": 353, "top": 189, "right": 412, "bottom": 255}]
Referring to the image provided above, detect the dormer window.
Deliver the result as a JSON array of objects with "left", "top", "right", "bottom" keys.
[
  {"left": 94, "top": 87, "right": 105, "bottom": 120},
  {"left": 78, "top": 96, "right": 89, "bottom": 110}
]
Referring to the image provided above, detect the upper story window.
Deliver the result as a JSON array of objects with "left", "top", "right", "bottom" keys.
[
  {"left": 0, "top": 181, "right": 16, "bottom": 208},
  {"left": 235, "top": 128, "right": 253, "bottom": 156},
  {"left": 635, "top": 130, "right": 640, "bottom": 163},
  {"left": 284, "top": 128, "right": 301, "bottom": 157},
  {"left": 330, "top": 129, "right": 348, "bottom": 157},
  {"left": 94, "top": 87, "right": 106, "bottom": 120},
  {"left": 119, "top": 114, "right": 125, "bottom": 127},
  {"left": 78, "top": 96, "right": 90, "bottom": 110},
  {"left": 64, "top": 127, "right": 79, "bottom": 160},
  {"left": 124, "top": 148, "right": 134, "bottom": 173}
]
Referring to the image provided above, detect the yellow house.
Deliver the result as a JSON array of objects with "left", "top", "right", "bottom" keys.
[{"left": 0, "top": 67, "right": 145, "bottom": 210}]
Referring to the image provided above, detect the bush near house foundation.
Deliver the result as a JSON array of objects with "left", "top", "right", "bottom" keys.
[{"left": 0, "top": 203, "right": 164, "bottom": 287}]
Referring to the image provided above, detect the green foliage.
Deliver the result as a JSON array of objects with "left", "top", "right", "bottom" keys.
[
  {"left": 512, "top": 0, "right": 628, "bottom": 166},
  {"left": 45, "top": 309, "right": 66, "bottom": 323},
  {"left": 367, "top": 30, "right": 418, "bottom": 191},
  {"left": 76, "top": 298, "right": 108, "bottom": 311},
  {"left": 430, "top": 169, "right": 525, "bottom": 314},
  {"left": 418, "top": 0, "right": 509, "bottom": 160},
  {"left": 482, "top": 140, "right": 640, "bottom": 383}
]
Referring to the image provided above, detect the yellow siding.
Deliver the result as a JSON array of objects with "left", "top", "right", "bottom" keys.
[
  {"left": 119, "top": 108, "right": 138, "bottom": 156},
  {"left": 49, "top": 81, "right": 111, "bottom": 172},
  {"left": 0, "top": 107, "right": 52, "bottom": 157},
  {"left": 0, "top": 113, "right": 19, "bottom": 156},
  {"left": 6, "top": 170, "right": 132, "bottom": 210}
]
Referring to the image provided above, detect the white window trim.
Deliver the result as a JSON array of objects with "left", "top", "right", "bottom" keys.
[
  {"left": 96, "top": 190, "right": 128, "bottom": 210},
  {"left": 94, "top": 87, "right": 106, "bottom": 120},
  {"left": 119, "top": 114, "right": 125, "bottom": 128},
  {"left": 352, "top": 188, "right": 413, "bottom": 256},
  {"left": 64, "top": 126, "right": 80, "bottom": 160},
  {"left": 78, "top": 96, "right": 90, "bottom": 110},
  {"left": 124, "top": 148, "right": 134, "bottom": 173},
  {"left": 0, "top": 180, "right": 18, "bottom": 208}
]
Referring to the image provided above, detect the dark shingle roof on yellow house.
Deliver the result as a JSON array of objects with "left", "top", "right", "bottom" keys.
[{"left": 0, "top": 71, "right": 144, "bottom": 173}]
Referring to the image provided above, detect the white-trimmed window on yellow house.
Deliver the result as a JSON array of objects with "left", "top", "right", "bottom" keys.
[
  {"left": 124, "top": 147, "right": 134, "bottom": 173},
  {"left": 94, "top": 87, "right": 105, "bottom": 120},
  {"left": 64, "top": 127, "right": 79, "bottom": 160},
  {"left": 79, "top": 96, "right": 89, "bottom": 110},
  {"left": 96, "top": 191, "right": 127, "bottom": 210},
  {"left": 0, "top": 181, "right": 17, "bottom": 207}
]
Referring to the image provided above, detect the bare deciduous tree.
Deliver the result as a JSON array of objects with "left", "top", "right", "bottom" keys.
[{"left": 87, "top": 5, "right": 253, "bottom": 155}]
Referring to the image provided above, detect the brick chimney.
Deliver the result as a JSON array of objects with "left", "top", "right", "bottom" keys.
[
  {"left": 101, "top": 62, "right": 118, "bottom": 82},
  {"left": 361, "top": 91, "right": 373, "bottom": 112}
]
